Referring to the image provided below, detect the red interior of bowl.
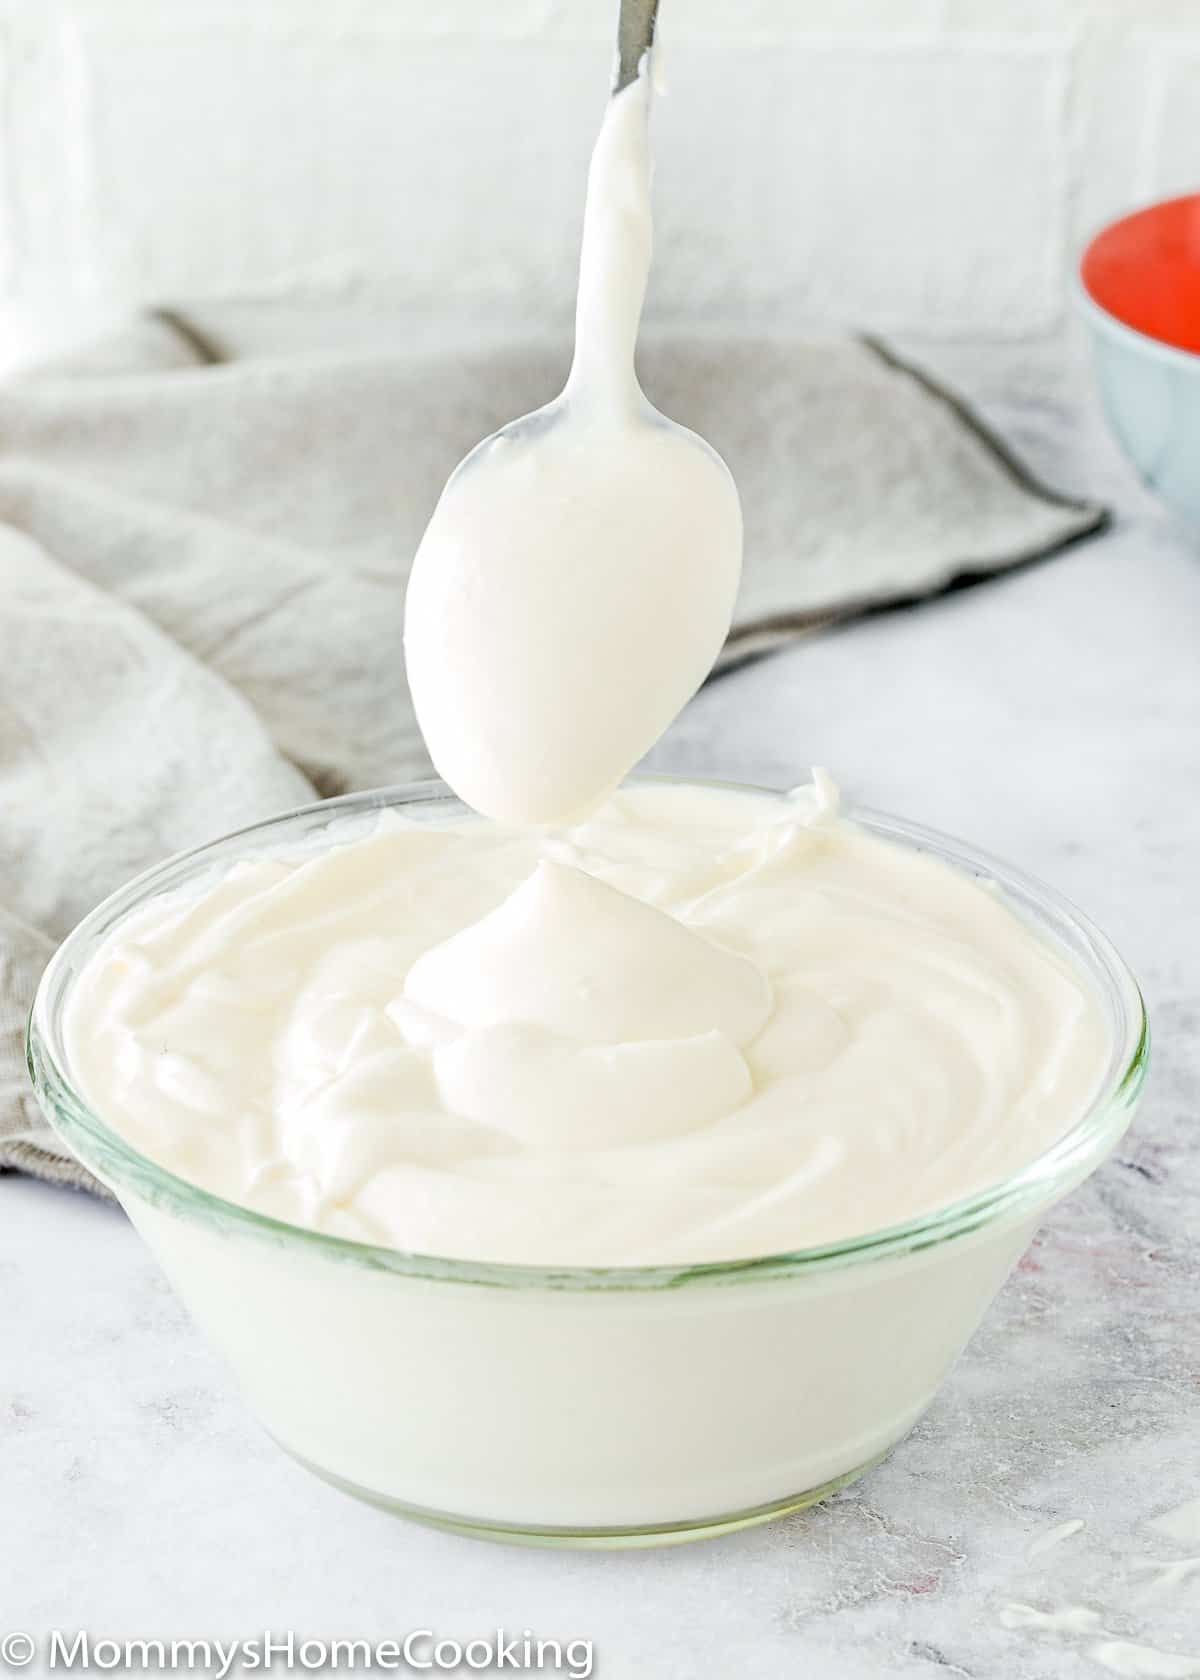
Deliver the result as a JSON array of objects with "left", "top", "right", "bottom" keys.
[{"left": 1081, "top": 193, "right": 1200, "bottom": 353}]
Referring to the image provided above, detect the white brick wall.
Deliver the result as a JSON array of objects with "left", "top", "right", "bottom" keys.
[{"left": 2, "top": 0, "right": 1199, "bottom": 367}]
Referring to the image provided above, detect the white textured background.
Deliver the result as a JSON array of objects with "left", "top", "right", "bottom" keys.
[{"left": 2, "top": 0, "right": 1199, "bottom": 366}]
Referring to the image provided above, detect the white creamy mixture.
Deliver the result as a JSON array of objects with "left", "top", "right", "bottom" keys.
[
  {"left": 65, "top": 49, "right": 1111, "bottom": 1278},
  {"left": 404, "top": 68, "right": 742, "bottom": 826},
  {"left": 66, "top": 779, "right": 1108, "bottom": 1267},
  {"left": 42, "top": 23, "right": 1140, "bottom": 1544}
]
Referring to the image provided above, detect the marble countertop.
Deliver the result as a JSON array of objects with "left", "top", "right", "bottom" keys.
[{"left": 3, "top": 338, "right": 1197, "bottom": 1680}]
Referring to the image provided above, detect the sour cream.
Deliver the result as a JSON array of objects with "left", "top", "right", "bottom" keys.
[
  {"left": 65, "top": 779, "right": 1109, "bottom": 1268},
  {"left": 35, "top": 22, "right": 1143, "bottom": 1546}
]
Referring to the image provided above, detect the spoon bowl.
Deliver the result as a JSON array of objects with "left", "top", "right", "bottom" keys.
[
  {"left": 405, "top": 392, "right": 741, "bottom": 825},
  {"left": 403, "top": 0, "right": 743, "bottom": 826}
]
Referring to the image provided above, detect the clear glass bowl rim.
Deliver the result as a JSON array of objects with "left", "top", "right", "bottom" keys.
[{"left": 27, "top": 775, "right": 1149, "bottom": 1293}]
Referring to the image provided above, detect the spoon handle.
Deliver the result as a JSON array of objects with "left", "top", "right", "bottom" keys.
[{"left": 614, "top": 0, "right": 659, "bottom": 93}]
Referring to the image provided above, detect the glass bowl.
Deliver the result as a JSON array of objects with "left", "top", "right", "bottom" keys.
[{"left": 27, "top": 778, "right": 1148, "bottom": 1547}]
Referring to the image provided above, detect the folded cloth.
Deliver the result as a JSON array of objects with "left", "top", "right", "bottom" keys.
[{"left": 0, "top": 309, "right": 1105, "bottom": 1193}]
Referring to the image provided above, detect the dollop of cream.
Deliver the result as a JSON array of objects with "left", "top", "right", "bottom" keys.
[
  {"left": 66, "top": 780, "right": 1111, "bottom": 1267},
  {"left": 405, "top": 857, "right": 770, "bottom": 1151},
  {"left": 405, "top": 859, "right": 771, "bottom": 1046}
]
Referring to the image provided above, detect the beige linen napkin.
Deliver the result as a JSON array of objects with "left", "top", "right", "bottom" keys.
[{"left": 0, "top": 309, "right": 1104, "bottom": 1193}]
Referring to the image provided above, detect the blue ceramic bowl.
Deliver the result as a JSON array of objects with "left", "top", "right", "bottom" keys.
[{"left": 1078, "top": 193, "right": 1200, "bottom": 526}]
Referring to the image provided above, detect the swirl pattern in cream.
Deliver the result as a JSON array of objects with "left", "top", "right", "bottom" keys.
[{"left": 65, "top": 779, "right": 1109, "bottom": 1267}]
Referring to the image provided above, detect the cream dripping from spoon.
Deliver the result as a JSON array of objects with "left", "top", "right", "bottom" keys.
[{"left": 404, "top": 15, "right": 742, "bottom": 826}]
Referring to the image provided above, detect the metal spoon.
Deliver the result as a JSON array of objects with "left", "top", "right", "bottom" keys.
[
  {"left": 615, "top": 0, "right": 659, "bottom": 94},
  {"left": 404, "top": 0, "right": 743, "bottom": 826}
]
